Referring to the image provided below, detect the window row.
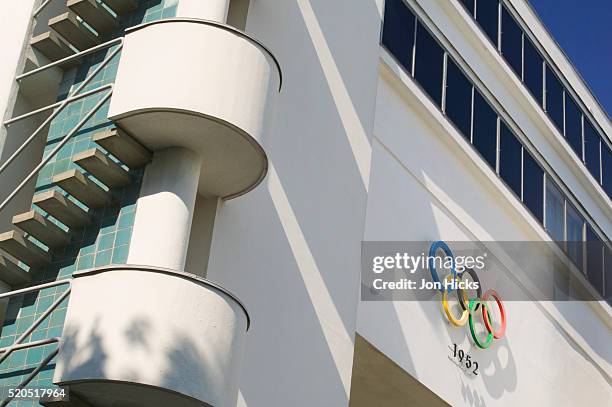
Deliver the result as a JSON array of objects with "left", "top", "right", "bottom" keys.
[
  {"left": 382, "top": 0, "right": 611, "bottom": 303},
  {"left": 458, "top": 0, "right": 611, "bottom": 199}
]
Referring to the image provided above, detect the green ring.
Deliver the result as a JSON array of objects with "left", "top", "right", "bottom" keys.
[{"left": 468, "top": 299, "right": 493, "bottom": 349}]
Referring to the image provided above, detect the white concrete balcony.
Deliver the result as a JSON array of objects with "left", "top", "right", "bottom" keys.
[
  {"left": 108, "top": 18, "right": 282, "bottom": 199},
  {"left": 52, "top": 265, "right": 250, "bottom": 407}
]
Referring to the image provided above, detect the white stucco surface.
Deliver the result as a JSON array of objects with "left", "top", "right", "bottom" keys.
[
  {"left": 55, "top": 267, "right": 249, "bottom": 407},
  {"left": 355, "top": 56, "right": 611, "bottom": 406},
  {"left": 176, "top": 0, "right": 231, "bottom": 23},
  {"left": 202, "top": 1, "right": 383, "bottom": 406},
  {"left": 128, "top": 147, "right": 201, "bottom": 271},
  {"left": 108, "top": 19, "right": 281, "bottom": 198},
  {"left": 0, "top": 0, "right": 607, "bottom": 406}
]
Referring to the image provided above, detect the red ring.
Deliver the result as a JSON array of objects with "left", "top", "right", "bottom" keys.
[{"left": 481, "top": 289, "right": 506, "bottom": 339}]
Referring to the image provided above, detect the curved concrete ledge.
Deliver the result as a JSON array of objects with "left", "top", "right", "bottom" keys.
[
  {"left": 73, "top": 264, "right": 250, "bottom": 327},
  {"left": 108, "top": 19, "right": 282, "bottom": 199},
  {"left": 53, "top": 265, "right": 250, "bottom": 407},
  {"left": 124, "top": 18, "right": 283, "bottom": 89}
]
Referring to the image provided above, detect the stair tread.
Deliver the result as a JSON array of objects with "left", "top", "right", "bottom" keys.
[
  {"left": 53, "top": 169, "right": 111, "bottom": 208},
  {"left": 49, "top": 11, "right": 100, "bottom": 51},
  {"left": 104, "top": 0, "right": 139, "bottom": 14},
  {"left": 0, "top": 230, "right": 51, "bottom": 268},
  {"left": 12, "top": 210, "right": 70, "bottom": 249},
  {"left": 32, "top": 190, "right": 92, "bottom": 229},
  {"left": 67, "top": 0, "right": 118, "bottom": 34},
  {"left": 0, "top": 255, "right": 31, "bottom": 286},
  {"left": 73, "top": 148, "right": 131, "bottom": 188},
  {"left": 30, "top": 31, "right": 75, "bottom": 62},
  {"left": 93, "top": 128, "right": 151, "bottom": 168}
]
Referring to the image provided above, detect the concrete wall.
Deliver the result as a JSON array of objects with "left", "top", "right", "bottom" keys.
[
  {"left": 185, "top": 195, "right": 218, "bottom": 278},
  {"left": 202, "top": 0, "right": 383, "bottom": 405},
  {"left": 356, "top": 50, "right": 611, "bottom": 406},
  {"left": 54, "top": 267, "right": 249, "bottom": 407},
  {"left": 180, "top": 0, "right": 611, "bottom": 406},
  {"left": 354, "top": 2, "right": 611, "bottom": 405}
]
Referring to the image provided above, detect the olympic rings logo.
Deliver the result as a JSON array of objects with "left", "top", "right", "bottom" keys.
[{"left": 428, "top": 241, "right": 507, "bottom": 349}]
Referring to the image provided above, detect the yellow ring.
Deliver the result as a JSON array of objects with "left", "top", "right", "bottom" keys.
[{"left": 442, "top": 275, "right": 469, "bottom": 326}]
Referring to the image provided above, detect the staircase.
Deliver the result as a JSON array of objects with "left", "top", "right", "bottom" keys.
[
  {"left": 31, "top": 0, "right": 138, "bottom": 63},
  {"left": 0, "top": 127, "right": 151, "bottom": 285}
]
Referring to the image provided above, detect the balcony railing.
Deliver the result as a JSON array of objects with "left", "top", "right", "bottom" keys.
[{"left": 0, "top": 279, "right": 71, "bottom": 406}]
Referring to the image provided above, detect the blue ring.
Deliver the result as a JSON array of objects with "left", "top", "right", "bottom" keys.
[{"left": 428, "top": 241, "right": 457, "bottom": 293}]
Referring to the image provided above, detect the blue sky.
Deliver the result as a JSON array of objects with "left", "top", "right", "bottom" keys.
[{"left": 530, "top": 0, "right": 612, "bottom": 116}]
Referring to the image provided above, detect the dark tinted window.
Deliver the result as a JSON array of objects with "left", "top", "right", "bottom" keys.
[
  {"left": 603, "top": 146, "right": 612, "bottom": 198},
  {"left": 545, "top": 65, "right": 564, "bottom": 132},
  {"left": 414, "top": 23, "right": 444, "bottom": 106},
  {"left": 500, "top": 6, "right": 522, "bottom": 76},
  {"left": 565, "top": 202, "right": 584, "bottom": 270},
  {"left": 564, "top": 94, "right": 582, "bottom": 157},
  {"left": 583, "top": 121, "right": 601, "bottom": 181},
  {"left": 445, "top": 59, "right": 473, "bottom": 139},
  {"left": 546, "top": 179, "right": 565, "bottom": 243},
  {"left": 476, "top": 0, "right": 499, "bottom": 46},
  {"left": 382, "top": 0, "right": 415, "bottom": 72},
  {"left": 499, "top": 122, "right": 522, "bottom": 197},
  {"left": 585, "top": 226, "right": 604, "bottom": 294},
  {"left": 523, "top": 152, "right": 544, "bottom": 222},
  {"left": 459, "top": 0, "right": 475, "bottom": 16},
  {"left": 523, "top": 37, "right": 543, "bottom": 104},
  {"left": 472, "top": 91, "right": 497, "bottom": 168}
]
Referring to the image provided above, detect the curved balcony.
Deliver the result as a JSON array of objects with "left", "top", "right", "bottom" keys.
[
  {"left": 52, "top": 265, "right": 250, "bottom": 407},
  {"left": 108, "top": 18, "right": 282, "bottom": 199}
]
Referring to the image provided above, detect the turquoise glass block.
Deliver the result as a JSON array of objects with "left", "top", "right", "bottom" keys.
[
  {"left": 114, "top": 228, "right": 132, "bottom": 247},
  {"left": 25, "top": 347, "right": 44, "bottom": 366},
  {"left": 9, "top": 350, "right": 27, "bottom": 369},
  {"left": 35, "top": 296, "right": 54, "bottom": 314},
  {"left": 97, "top": 232, "right": 116, "bottom": 252},
  {"left": 94, "top": 250, "right": 113, "bottom": 267},
  {"left": 112, "top": 245, "right": 129, "bottom": 264},
  {"left": 118, "top": 210, "right": 135, "bottom": 229},
  {"left": 77, "top": 254, "right": 94, "bottom": 269},
  {"left": 49, "top": 308, "right": 67, "bottom": 328},
  {"left": 15, "top": 316, "right": 35, "bottom": 335}
]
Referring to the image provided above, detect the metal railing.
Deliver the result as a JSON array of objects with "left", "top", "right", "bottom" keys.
[
  {"left": 0, "top": 38, "right": 123, "bottom": 215},
  {"left": 0, "top": 4, "right": 124, "bottom": 404},
  {"left": 32, "top": 0, "right": 54, "bottom": 19},
  {"left": 0, "top": 279, "right": 71, "bottom": 406}
]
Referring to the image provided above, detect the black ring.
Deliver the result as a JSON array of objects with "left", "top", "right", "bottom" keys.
[{"left": 457, "top": 267, "right": 482, "bottom": 311}]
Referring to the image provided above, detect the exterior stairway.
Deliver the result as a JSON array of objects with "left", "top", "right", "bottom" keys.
[
  {"left": 3, "top": 5, "right": 283, "bottom": 403},
  {"left": 31, "top": 0, "right": 138, "bottom": 63},
  {"left": 0, "top": 128, "right": 150, "bottom": 287}
]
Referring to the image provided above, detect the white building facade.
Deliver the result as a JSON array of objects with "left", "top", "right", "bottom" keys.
[{"left": 0, "top": 0, "right": 609, "bottom": 406}]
